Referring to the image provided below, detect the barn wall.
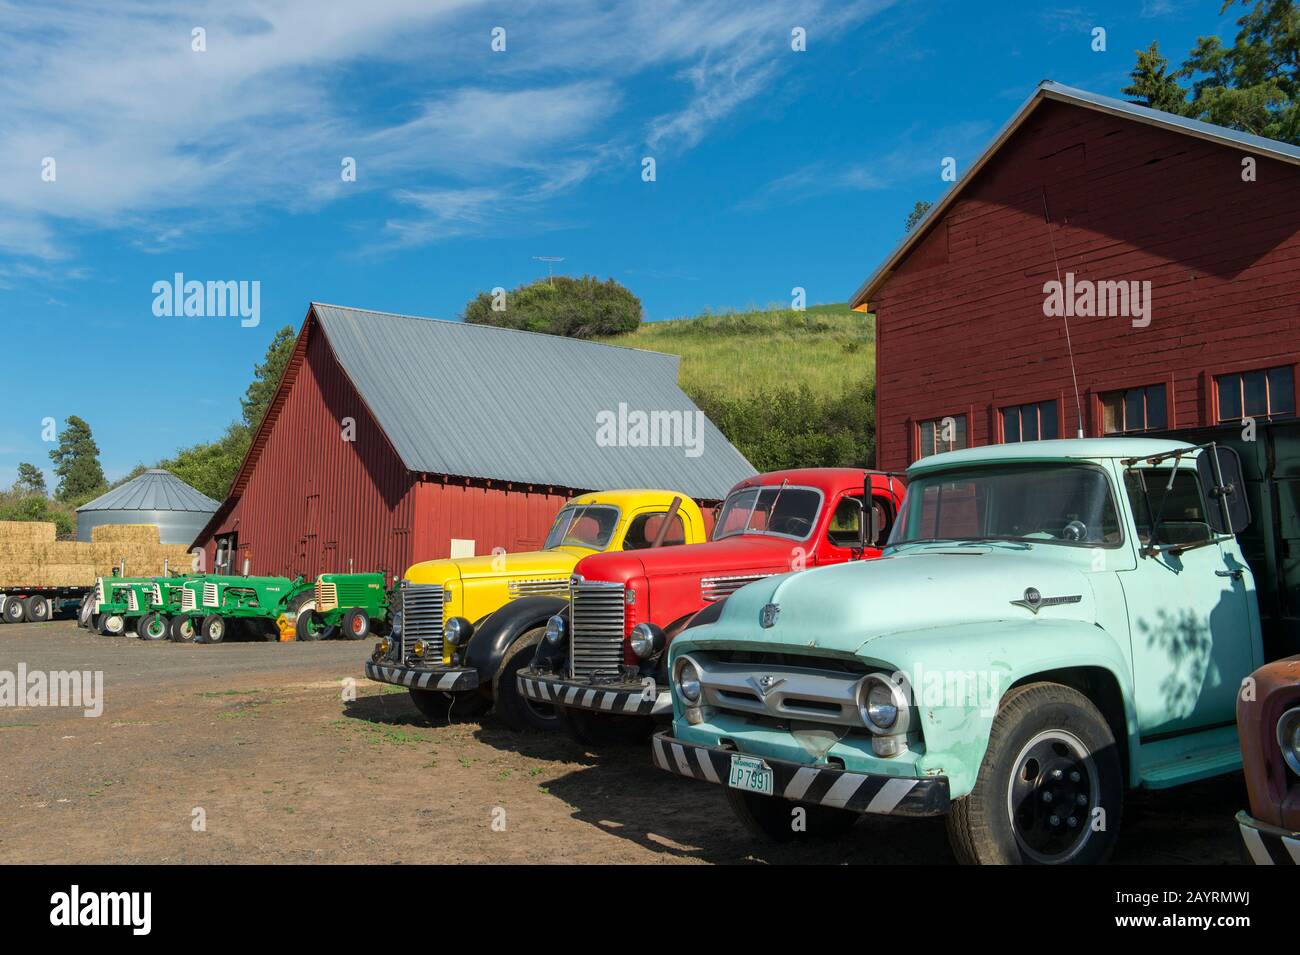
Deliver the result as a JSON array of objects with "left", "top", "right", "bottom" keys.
[
  {"left": 873, "top": 100, "right": 1300, "bottom": 470},
  {"left": 198, "top": 323, "right": 419, "bottom": 581},
  {"left": 409, "top": 481, "right": 578, "bottom": 565}
]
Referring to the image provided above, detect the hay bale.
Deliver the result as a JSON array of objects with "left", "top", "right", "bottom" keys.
[
  {"left": 91, "top": 524, "right": 160, "bottom": 544},
  {"left": 0, "top": 521, "right": 56, "bottom": 544}
]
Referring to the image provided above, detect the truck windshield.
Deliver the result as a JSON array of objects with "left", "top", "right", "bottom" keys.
[
  {"left": 889, "top": 464, "right": 1122, "bottom": 548},
  {"left": 544, "top": 505, "right": 621, "bottom": 551},
  {"left": 713, "top": 486, "right": 822, "bottom": 541}
]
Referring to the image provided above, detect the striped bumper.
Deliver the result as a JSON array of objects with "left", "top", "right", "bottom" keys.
[
  {"left": 651, "top": 732, "right": 950, "bottom": 817},
  {"left": 364, "top": 661, "right": 479, "bottom": 692},
  {"left": 517, "top": 670, "right": 671, "bottom": 715},
  {"left": 1236, "top": 811, "right": 1300, "bottom": 864}
]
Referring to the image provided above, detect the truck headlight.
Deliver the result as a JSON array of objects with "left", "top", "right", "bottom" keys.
[
  {"left": 545, "top": 614, "right": 566, "bottom": 645},
  {"left": 390, "top": 611, "right": 402, "bottom": 636},
  {"left": 629, "top": 623, "right": 663, "bottom": 659},
  {"left": 859, "top": 675, "right": 910, "bottom": 734},
  {"left": 673, "top": 656, "right": 701, "bottom": 704},
  {"left": 444, "top": 617, "right": 470, "bottom": 647},
  {"left": 1279, "top": 706, "right": 1300, "bottom": 776}
]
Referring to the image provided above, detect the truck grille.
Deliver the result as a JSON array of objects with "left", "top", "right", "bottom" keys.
[
  {"left": 315, "top": 580, "right": 338, "bottom": 613},
  {"left": 182, "top": 589, "right": 197, "bottom": 612},
  {"left": 507, "top": 578, "right": 569, "bottom": 598},
  {"left": 569, "top": 579, "right": 626, "bottom": 680},
  {"left": 701, "top": 573, "right": 772, "bottom": 602},
  {"left": 401, "top": 584, "right": 444, "bottom": 664},
  {"left": 202, "top": 582, "right": 220, "bottom": 608}
]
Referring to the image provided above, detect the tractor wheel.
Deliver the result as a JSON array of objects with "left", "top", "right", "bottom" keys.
[
  {"left": 98, "top": 613, "right": 127, "bottom": 636},
  {"left": 295, "top": 607, "right": 324, "bottom": 641},
  {"left": 138, "top": 612, "right": 170, "bottom": 642},
  {"left": 3, "top": 598, "right": 26, "bottom": 624},
  {"left": 77, "top": 595, "right": 94, "bottom": 629},
  {"left": 198, "top": 614, "right": 227, "bottom": 645},
  {"left": 341, "top": 607, "right": 371, "bottom": 640},
  {"left": 493, "top": 628, "right": 558, "bottom": 732},
  {"left": 169, "top": 616, "right": 197, "bottom": 643},
  {"left": 24, "top": 595, "right": 51, "bottom": 623}
]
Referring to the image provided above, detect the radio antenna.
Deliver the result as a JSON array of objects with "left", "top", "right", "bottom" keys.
[{"left": 1042, "top": 189, "right": 1084, "bottom": 439}]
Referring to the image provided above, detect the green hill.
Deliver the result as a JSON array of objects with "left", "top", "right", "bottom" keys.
[{"left": 598, "top": 304, "right": 877, "bottom": 472}]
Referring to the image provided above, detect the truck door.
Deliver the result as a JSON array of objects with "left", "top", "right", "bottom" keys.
[
  {"left": 820, "top": 493, "right": 893, "bottom": 564},
  {"left": 1118, "top": 466, "right": 1256, "bottom": 736}
]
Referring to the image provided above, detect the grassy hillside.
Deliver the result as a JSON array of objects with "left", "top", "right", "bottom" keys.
[
  {"left": 597, "top": 302, "right": 874, "bottom": 403},
  {"left": 598, "top": 303, "right": 877, "bottom": 472}
]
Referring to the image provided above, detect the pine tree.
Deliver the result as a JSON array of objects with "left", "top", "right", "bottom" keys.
[{"left": 49, "top": 416, "right": 106, "bottom": 502}]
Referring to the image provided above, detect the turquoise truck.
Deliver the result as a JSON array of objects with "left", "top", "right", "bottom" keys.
[{"left": 654, "top": 436, "right": 1275, "bottom": 865}]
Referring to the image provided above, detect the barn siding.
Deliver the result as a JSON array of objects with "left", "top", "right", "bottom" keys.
[
  {"left": 409, "top": 480, "right": 577, "bottom": 565},
  {"left": 874, "top": 100, "right": 1300, "bottom": 471}
]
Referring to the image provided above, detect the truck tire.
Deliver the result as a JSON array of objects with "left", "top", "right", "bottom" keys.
[
  {"left": 946, "top": 682, "right": 1123, "bottom": 866},
  {"left": 556, "top": 704, "right": 654, "bottom": 747},
  {"left": 169, "top": 616, "right": 197, "bottom": 643},
  {"left": 341, "top": 607, "right": 371, "bottom": 640},
  {"left": 138, "top": 613, "right": 169, "bottom": 641},
  {"left": 198, "top": 614, "right": 227, "bottom": 645},
  {"left": 408, "top": 687, "right": 492, "bottom": 723},
  {"left": 492, "top": 628, "right": 557, "bottom": 731},
  {"left": 3, "top": 598, "right": 26, "bottom": 624},
  {"left": 98, "top": 613, "right": 126, "bottom": 636},
  {"left": 24, "top": 595, "right": 50, "bottom": 622},
  {"left": 725, "top": 787, "right": 859, "bottom": 842}
]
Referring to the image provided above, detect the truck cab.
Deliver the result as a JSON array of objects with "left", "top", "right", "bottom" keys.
[
  {"left": 518, "top": 469, "right": 905, "bottom": 745},
  {"left": 366, "top": 488, "right": 708, "bottom": 730},
  {"left": 653, "top": 438, "right": 1260, "bottom": 864}
]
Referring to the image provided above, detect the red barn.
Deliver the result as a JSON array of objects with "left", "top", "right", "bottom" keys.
[
  {"left": 852, "top": 82, "right": 1300, "bottom": 470},
  {"left": 192, "top": 303, "right": 754, "bottom": 579}
]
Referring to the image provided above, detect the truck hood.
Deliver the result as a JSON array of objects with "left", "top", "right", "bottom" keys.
[
  {"left": 706, "top": 545, "right": 1098, "bottom": 656},
  {"left": 575, "top": 535, "right": 813, "bottom": 584},
  {"left": 404, "top": 547, "right": 590, "bottom": 587}
]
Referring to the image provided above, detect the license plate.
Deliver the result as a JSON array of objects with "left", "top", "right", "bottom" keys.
[{"left": 727, "top": 754, "right": 774, "bottom": 796}]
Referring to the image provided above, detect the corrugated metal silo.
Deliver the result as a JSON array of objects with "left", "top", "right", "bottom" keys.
[{"left": 76, "top": 470, "right": 220, "bottom": 545}]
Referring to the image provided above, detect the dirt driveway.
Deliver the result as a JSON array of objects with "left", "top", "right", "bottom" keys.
[{"left": 0, "top": 620, "right": 1246, "bottom": 864}]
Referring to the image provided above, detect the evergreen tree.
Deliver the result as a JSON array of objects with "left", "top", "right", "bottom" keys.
[{"left": 49, "top": 416, "right": 106, "bottom": 502}]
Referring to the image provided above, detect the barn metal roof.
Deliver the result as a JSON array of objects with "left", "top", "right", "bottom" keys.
[
  {"left": 309, "top": 303, "right": 756, "bottom": 500},
  {"left": 77, "top": 469, "right": 220, "bottom": 513},
  {"left": 850, "top": 80, "right": 1300, "bottom": 310}
]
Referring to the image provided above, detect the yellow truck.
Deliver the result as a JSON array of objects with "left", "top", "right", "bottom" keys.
[{"left": 365, "top": 489, "right": 707, "bottom": 730}]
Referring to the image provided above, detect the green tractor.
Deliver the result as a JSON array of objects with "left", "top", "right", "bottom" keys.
[
  {"left": 169, "top": 574, "right": 315, "bottom": 644},
  {"left": 83, "top": 575, "right": 158, "bottom": 637},
  {"left": 292, "top": 572, "right": 391, "bottom": 641},
  {"left": 134, "top": 574, "right": 200, "bottom": 642}
]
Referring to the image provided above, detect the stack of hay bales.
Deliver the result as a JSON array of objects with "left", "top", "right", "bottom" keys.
[{"left": 0, "top": 522, "right": 194, "bottom": 588}]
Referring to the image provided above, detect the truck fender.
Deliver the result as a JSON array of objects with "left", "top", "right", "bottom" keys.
[
  {"left": 854, "top": 618, "right": 1139, "bottom": 799},
  {"left": 464, "top": 596, "right": 569, "bottom": 685}
]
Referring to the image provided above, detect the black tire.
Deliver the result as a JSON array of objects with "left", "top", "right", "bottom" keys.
[
  {"left": 946, "top": 682, "right": 1123, "bottom": 865},
  {"left": 98, "top": 613, "right": 126, "bottom": 636},
  {"left": 77, "top": 595, "right": 93, "bottom": 629},
  {"left": 556, "top": 702, "right": 655, "bottom": 747},
  {"left": 295, "top": 607, "right": 324, "bottom": 641},
  {"left": 138, "top": 612, "right": 170, "bottom": 642},
  {"left": 408, "top": 687, "right": 491, "bottom": 723},
  {"left": 285, "top": 592, "right": 318, "bottom": 641},
  {"left": 24, "top": 595, "right": 50, "bottom": 622},
  {"left": 169, "top": 615, "right": 197, "bottom": 643},
  {"left": 341, "top": 607, "right": 371, "bottom": 640},
  {"left": 3, "top": 598, "right": 26, "bottom": 624},
  {"left": 725, "top": 786, "right": 859, "bottom": 842},
  {"left": 198, "top": 614, "right": 227, "bottom": 645},
  {"left": 492, "top": 628, "right": 557, "bottom": 732}
]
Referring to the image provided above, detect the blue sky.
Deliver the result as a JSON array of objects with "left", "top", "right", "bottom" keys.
[{"left": 0, "top": 0, "right": 1239, "bottom": 485}]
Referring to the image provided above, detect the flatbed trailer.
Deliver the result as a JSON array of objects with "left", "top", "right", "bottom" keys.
[{"left": 0, "top": 586, "right": 90, "bottom": 624}]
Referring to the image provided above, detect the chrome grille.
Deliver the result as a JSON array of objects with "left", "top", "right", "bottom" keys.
[
  {"left": 401, "top": 583, "right": 444, "bottom": 664},
  {"left": 507, "top": 578, "right": 569, "bottom": 598},
  {"left": 181, "top": 588, "right": 197, "bottom": 612},
  {"left": 202, "top": 582, "right": 220, "bottom": 608},
  {"left": 569, "top": 579, "right": 626, "bottom": 680},
  {"left": 701, "top": 573, "right": 773, "bottom": 602},
  {"left": 315, "top": 580, "right": 338, "bottom": 613}
]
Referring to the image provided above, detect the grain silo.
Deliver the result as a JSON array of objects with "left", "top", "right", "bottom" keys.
[{"left": 76, "top": 469, "right": 219, "bottom": 545}]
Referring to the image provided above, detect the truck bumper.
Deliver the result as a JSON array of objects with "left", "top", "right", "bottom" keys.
[
  {"left": 517, "top": 669, "right": 671, "bottom": 715},
  {"left": 1236, "top": 810, "right": 1299, "bottom": 864},
  {"left": 652, "top": 732, "right": 951, "bottom": 817},
  {"left": 364, "top": 661, "right": 479, "bottom": 692}
]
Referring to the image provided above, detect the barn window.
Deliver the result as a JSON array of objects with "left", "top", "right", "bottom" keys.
[
  {"left": 1100, "top": 384, "right": 1167, "bottom": 434},
  {"left": 1216, "top": 366, "right": 1296, "bottom": 422},
  {"left": 917, "top": 414, "right": 968, "bottom": 458},
  {"left": 1002, "top": 400, "right": 1058, "bottom": 443}
]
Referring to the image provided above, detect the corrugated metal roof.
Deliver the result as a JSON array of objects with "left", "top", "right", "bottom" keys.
[
  {"left": 850, "top": 80, "right": 1300, "bottom": 310},
  {"left": 311, "top": 303, "right": 756, "bottom": 501},
  {"left": 77, "top": 469, "right": 220, "bottom": 513}
]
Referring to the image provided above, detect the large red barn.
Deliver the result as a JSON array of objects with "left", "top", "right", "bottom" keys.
[
  {"left": 193, "top": 303, "right": 754, "bottom": 579},
  {"left": 852, "top": 82, "right": 1300, "bottom": 470}
]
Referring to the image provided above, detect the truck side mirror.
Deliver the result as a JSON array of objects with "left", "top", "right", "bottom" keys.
[
  {"left": 867, "top": 500, "right": 881, "bottom": 548},
  {"left": 1197, "top": 445, "right": 1251, "bottom": 536}
]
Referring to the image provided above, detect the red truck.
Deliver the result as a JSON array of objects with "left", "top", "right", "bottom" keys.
[{"left": 518, "top": 468, "right": 905, "bottom": 744}]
